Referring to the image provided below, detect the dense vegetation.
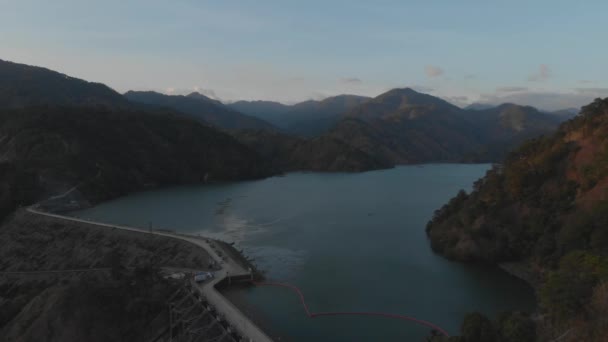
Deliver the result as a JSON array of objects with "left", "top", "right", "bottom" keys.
[
  {"left": 0, "top": 59, "right": 392, "bottom": 220},
  {"left": 426, "top": 98, "right": 608, "bottom": 340},
  {"left": 325, "top": 88, "right": 566, "bottom": 165},
  {"left": 0, "top": 106, "right": 273, "bottom": 219},
  {"left": 233, "top": 129, "right": 392, "bottom": 172},
  {"left": 429, "top": 311, "right": 537, "bottom": 342}
]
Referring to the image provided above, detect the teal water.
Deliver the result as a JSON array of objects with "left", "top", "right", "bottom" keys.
[{"left": 72, "top": 164, "right": 535, "bottom": 341}]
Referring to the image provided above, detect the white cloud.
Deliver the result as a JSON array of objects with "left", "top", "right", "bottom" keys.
[
  {"left": 496, "top": 86, "right": 528, "bottom": 92},
  {"left": 478, "top": 88, "right": 608, "bottom": 111},
  {"left": 340, "top": 77, "right": 363, "bottom": 84},
  {"left": 527, "top": 64, "right": 551, "bottom": 82},
  {"left": 425, "top": 65, "right": 444, "bottom": 78},
  {"left": 575, "top": 87, "right": 608, "bottom": 96}
]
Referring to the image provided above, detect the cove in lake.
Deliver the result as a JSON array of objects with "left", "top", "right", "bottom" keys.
[{"left": 72, "top": 164, "right": 535, "bottom": 341}]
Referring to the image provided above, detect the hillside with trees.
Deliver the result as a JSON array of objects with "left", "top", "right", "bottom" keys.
[
  {"left": 426, "top": 98, "right": 608, "bottom": 341},
  {"left": 233, "top": 129, "right": 391, "bottom": 172},
  {"left": 0, "top": 60, "right": 391, "bottom": 221},
  {"left": 0, "top": 106, "right": 274, "bottom": 220},
  {"left": 325, "top": 88, "right": 565, "bottom": 165}
]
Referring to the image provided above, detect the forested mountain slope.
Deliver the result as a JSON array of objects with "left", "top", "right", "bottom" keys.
[
  {"left": 427, "top": 98, "right": 608, "bottom": 341},
  {"left": 0, "top": 106, "right": 273, "bottom": 219}
]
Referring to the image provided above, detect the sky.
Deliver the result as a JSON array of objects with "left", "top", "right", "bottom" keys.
[{"left": 2, "top": 0, "right": 608, "bottom": 110}]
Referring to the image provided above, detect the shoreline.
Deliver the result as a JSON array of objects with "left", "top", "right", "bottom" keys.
[{"left": 498, "top": 261, "right": 540, "bottom": 292}]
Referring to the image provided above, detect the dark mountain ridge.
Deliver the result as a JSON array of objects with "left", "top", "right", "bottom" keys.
[
  {"left": 227, "top": 100, "right": 291, "bottom": 125},
  {"left": 325, "top": 88, "right": 568, "bottom": 164},
  {"left": 0, "top": 59, "right": 129, "bottom": 108},
  {"left": 0, "top": 60, "right": 389, "bottom": 220},
  {"left": 0, "top": 106, "right": 274, "bottom": 218},
  {"left": 228, "top": 94, "right": 370, "bottom": 136},
  {"left": 124, "top": 90, "right": 276, "bottom": 131}
]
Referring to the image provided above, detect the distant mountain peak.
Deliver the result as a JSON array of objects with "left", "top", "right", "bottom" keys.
[
  {"left": 124, "top": 90, "right": 275, "bottom": 131},
  {"left": 464, "top": 103, "right": 496, "bottom": 111},
  {"left": 186, "top": 91, "right": 212, "bottom": 100},
  {"left": 345, "top": 87, "right": 459, "bottom": 122},
  {"left": 496, "top": 102, "right": 535, "bottom": 111},
  {"left": 377, "top": 87, "right": 420, "bottom": 97},
  {"left": 374, "top": 88, "right": 456, "bottom": 108},
  {"left": 124, "top": 90, "right": 159, "bottom": 96}
]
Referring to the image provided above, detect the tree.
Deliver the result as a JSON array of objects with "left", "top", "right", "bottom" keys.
[
  {"left": 496, "top": 311, "right": 536, "bottom": 342},
  {"left": 461, "top": 312, "right": 497, "bottom": 342}
]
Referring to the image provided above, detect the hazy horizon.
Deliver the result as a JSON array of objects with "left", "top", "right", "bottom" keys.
[{"left": 3, "top": 1, "right": 608, "bottom": 110}]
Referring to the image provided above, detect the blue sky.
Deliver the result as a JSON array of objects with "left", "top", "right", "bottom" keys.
[{"left": 2, "top": 0, "right": 608, "bottom": 109}]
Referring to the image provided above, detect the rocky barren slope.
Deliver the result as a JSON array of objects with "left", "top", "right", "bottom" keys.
[{"left": 0, "top": 210, "right": 213, "bottom": 342}]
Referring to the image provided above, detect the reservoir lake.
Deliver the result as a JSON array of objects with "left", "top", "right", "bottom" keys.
[{"left": 72, "top": 164, "right": 535, "bottom": 341}]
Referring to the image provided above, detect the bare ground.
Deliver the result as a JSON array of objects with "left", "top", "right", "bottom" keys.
[{"left": 0, "top": 210, "right": 217, "bottom": 342}]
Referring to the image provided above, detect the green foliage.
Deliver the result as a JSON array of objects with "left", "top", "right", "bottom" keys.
[
  {"left": 446, "top": 311, "right": 536, "bottom": 342},
  {"left": 461, "top": 312, "right": 498, "bottom": 342},
  {"left": 233, "top": 129, "right": 392, "bottom": 172},
  {"left": 428, "top": 97, "right": 608, "bottom": 337},
  {"left": 0, "top": 106, "right": 274, "bottom": 219},
  {"left": 559, "top": 201, "right": 608, "bottom": 254},
  {"left": 540, "top": 251, "right": 608, "bottom": 320},
  {"left": 496, "top": 311, "right": 536, "bottom": 342}
]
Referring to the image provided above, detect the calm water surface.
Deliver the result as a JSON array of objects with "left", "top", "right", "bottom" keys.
[{"left": 72, "top": 164, "right": 535, "bottom": 341}]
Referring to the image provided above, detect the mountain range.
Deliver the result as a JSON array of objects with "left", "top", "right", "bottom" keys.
[
  {"left": 0, "top": 58, "right": 579, "bottom": 191},
  {"left": 229, "top": 94, "right": 370, "bottom": 136},
  {"left": 229, "top": 87, "right": 575, "bottom": 165},
  {"left": 322, "top": 88, "right": 571, "bottom": 164},
  {"left": 1, "top": 57, "right": 604, "bottom": 340},
  {"left": 124, "top": 90, "right": 275, "bottom": 131},
  {"left": 0, "top": 59, "right": 391, "bottom": 218}
]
